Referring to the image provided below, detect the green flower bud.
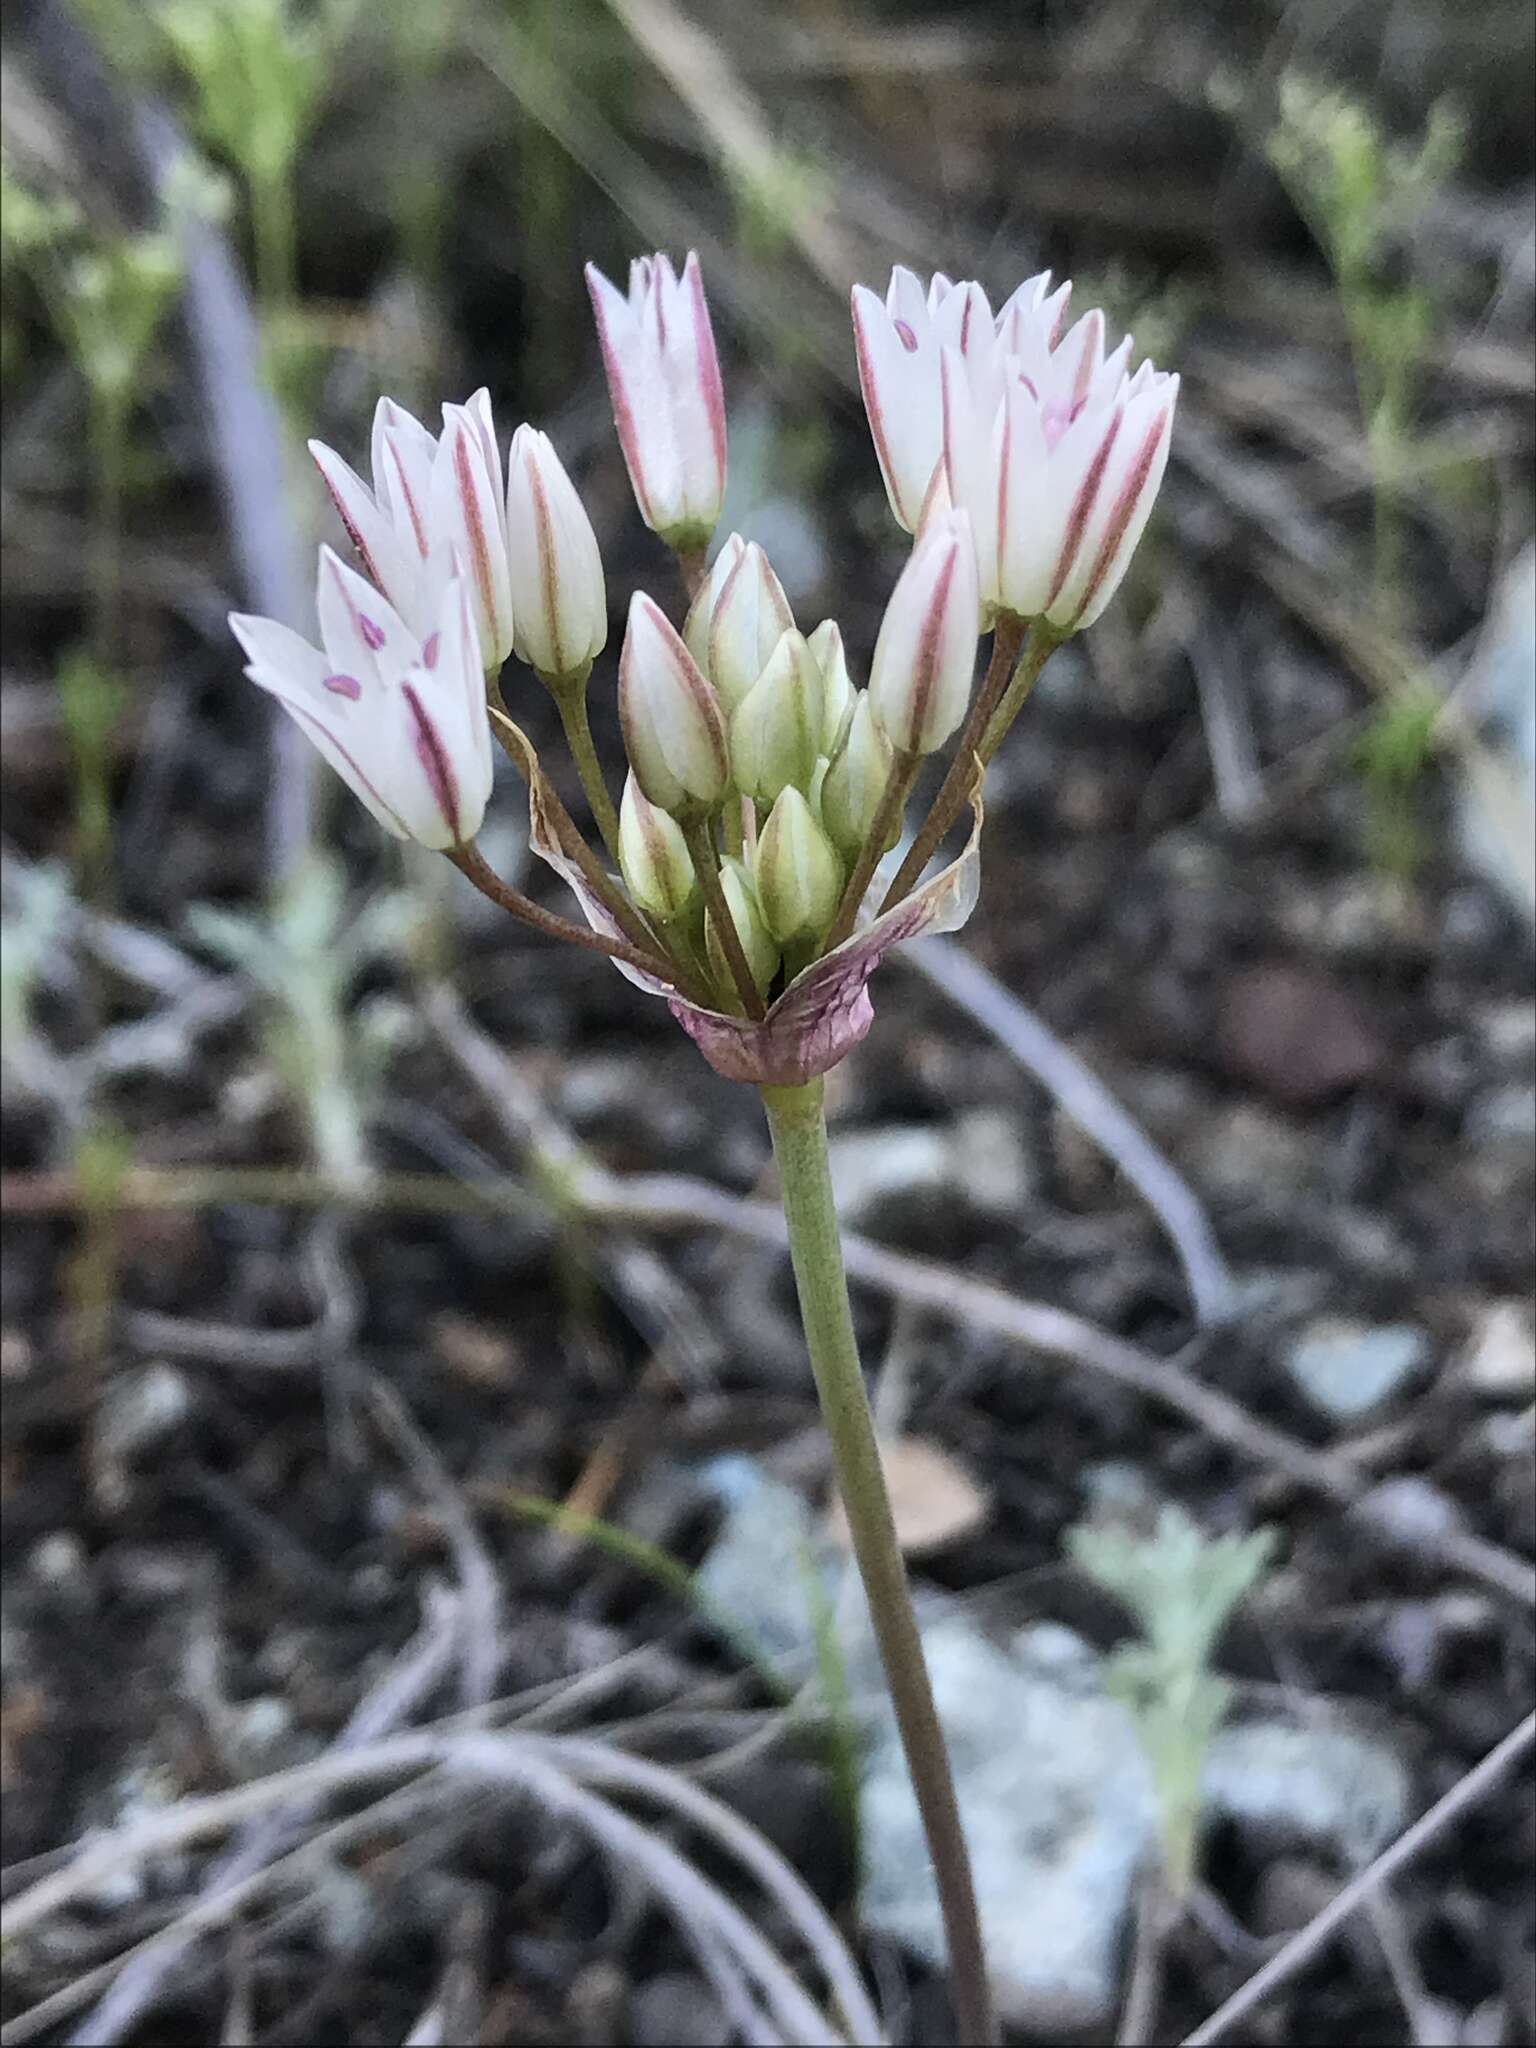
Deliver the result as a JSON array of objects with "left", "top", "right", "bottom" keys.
[
  {"left": 683, "top": 532, "right": 746, "bottom": 673},
  {"left": 821, "top": 693, "right": 896, "bottom": 859},
  {"left": 707, "top": 858, "right": 781, "bottom": 1001},
  {"left": 754, "top": 786, "right": 844, "bottom": 946},
  {"left": 729, "top": 629, "right": 825, "bottom": 803},
  {"left": 619, "top": 591, "right": 731, "bottom": 816},
  {"left": 618, "top": 772, "right": 698, "bottom": 923},
  {"left": 808, "top": 619, "right": 856, "bottom": 754},
  {"left": 707, "top": 541, "right": 794, "bottom": 710}
]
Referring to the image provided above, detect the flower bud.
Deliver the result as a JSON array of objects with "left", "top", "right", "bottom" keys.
[
  {"left": 683, "top": 532, "right": 747, "bottom": 672},
  {"left": 619, "top": 593, "right": 731, "bottom": 815},
  {"left": 618, "top": 772, "right": 698, "bottom": 923},
  {"left": 868, "top": 508, "right": 980, "bottom": 755},
  {"left": 707, "top": 858, "right": 780, "bottom": 1000},
  {"left": 754, "top": 786, "right": 844, "bottom": 946},
  {"left": 821, "top": 694, "right": 896, "bottom": 858},
  {"left": 808, "top": 619, "right": 856, "bottom": 754},
  {"left": 707, "top": 541, "right": 794, "bottom": 711},
  {"left": 430, "top": 390, "right": 515, "bottom": 668},
  {"left": 505, "top": 426, "right": 607, "bottom": 684},
  {"left": 729, "top": 629, "right": 825, "bottom": 803},
  {"left": 586, "top": 250, "right": 727, "bottom": 547}
]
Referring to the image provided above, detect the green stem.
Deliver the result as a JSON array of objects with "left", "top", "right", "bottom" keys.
[
  {"left": 877, "top": 617, "right": 1054, "bottom": 917},
  {"left": 977, "top": 616, "right": 1060, "bottom": 763},
  {"left": 822, "top": 747, "right": 919, "bottom": 952},
  {"left": 550, "top": 679, "right": 622, "bottom": 863},
  {"left": 683, "top": 818, "right": 766, "bottom": 1020},
  {"left": 759, "top": 1078, "right": 996, "bottom": 2047}
]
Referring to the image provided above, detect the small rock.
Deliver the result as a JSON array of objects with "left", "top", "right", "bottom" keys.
[
  {"left": 694, "top": 1460, "right": 827, "bottom": 1662},
  {"left": 1205, "top": 1718, "right": 1409, "bottom": 1864},
  {"left": 859, "top": 1608, "right": 1155, "bottom": 2031},
  {"left": 1283, "top": 1317, "right": 1431, "bottom": 1420},
  {"left": 629, "top": 1972, "right": 728, "bottom": 2048},
  {"left": 1193, "top": 1104, "right": 1314, "bottom": 1200},
  {"left": 1457, "top": 542, "right": 1536, "bottom": 924},
  {"left": 95, "top": 1362, "right": 194, "bottom": 1465},
  {"left": 1465, "top": 1083, "right": 1536, "bottom": 1151},
  {"left": 1216, "top": 961, "right": 1389, "bottom": 1105},
  {"left": 27, "top": 1531, "right": 88, "bottom": 1589},
  {"left": 1251, "top": 1856, "right": 1341, "bottom": 1935},
  {"left": 826, "top": 1112, "right": 1032, "bottom": 1231},
  {"left": 824, "top": 1436, "right": 989, "bottom": 1556},
  {"left": 1460, "top": 1301, "right": 1536, "bottom": 1399},
  {"left": 1353, "top": 1475, "right": 1468, "bottom": 1550}
]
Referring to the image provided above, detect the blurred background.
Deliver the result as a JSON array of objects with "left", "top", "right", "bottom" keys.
[{"left": 2, "top": 2, "right": 1533, "bottom": 2043}]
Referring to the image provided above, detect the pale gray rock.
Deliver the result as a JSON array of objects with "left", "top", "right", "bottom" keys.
[
  {"left": 1204, "top": 1718, "right": 1409, "bottom": 1864},
  {"left": 1283, "top": 1317, "right": 1431, "bottom": 1419},
  {"left": 1460, "top": 1301, "right": 1536, "bottom": 1399}
]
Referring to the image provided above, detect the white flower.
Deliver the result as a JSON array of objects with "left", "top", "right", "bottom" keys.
[
  {"left": 230, "top": 548, "right": 492, "bottom": 849},
  {"left": 504, "top": 425, "right": 607, "bottom": 682},
  {"left": 867, "top": 509, "right": 981, "bottom": 755},
  {"left": 851, "top": 267, "right": 1069, "bottom": 533},
  {"left": 942, "top": 308, "right": 1178, "bottom": 630},
  {"left": 309, "top": 388, "right": 514, "bottom": 670},
  {"left": 586, "top": 251, "right": 727, "bottom": 546}
]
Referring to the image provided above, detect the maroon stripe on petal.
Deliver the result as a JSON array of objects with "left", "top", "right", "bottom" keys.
[
  {"left": 908, "top": 543, "right": 958, "bottom": 749},
  {"left": 452, "top": 429, "right": 496, "bottom": 636},
  {"left": 854, "top": 294, "right": 907, "bottom": 527},
  {"left": 287, "top": 702, "right": 410, "bottom": 837},
  {"left": 1065, "top": 408, "right": 1170, "bottom": 628},
  {"left": 324, "top": 488, "right": 384, "bottom": 588},
  {"left": 323, "top": 672, "right": 363, "bottom": 698},
  {"left": 385, "top": 439, "right": 430, "bottom": 557},
  {"left": 403, "top": 680, "right": 461, "bottom": 839},
  {"left": 685, "top": 254, "right": 728, "bottom": 488},
  {"left": 528, "top": 451, "right": 564, "bottom": 674},
  {"left": 1044, "top": 409, "right": 1122, "bottom": 613},
  {"left": 421, "top": 632, "right": 440, "bottom": 669},
  {"left": 588, "top": 274, "right": 654, "bottom": 526}
]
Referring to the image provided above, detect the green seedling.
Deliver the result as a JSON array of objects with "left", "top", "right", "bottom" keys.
[
  {"left": 188, "top": 852, "right": 420, "bottom": 1190},
  {"left": 1070, "top": 1505, "right": 1276, "bottom": 1898},
  {"left": 1266, "top": 75, "right": 1465, "bottom": 617}
]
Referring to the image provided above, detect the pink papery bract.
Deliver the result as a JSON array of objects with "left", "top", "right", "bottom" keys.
[{"left": 493, "top": 708, "right": 981, "bottom": 1086}]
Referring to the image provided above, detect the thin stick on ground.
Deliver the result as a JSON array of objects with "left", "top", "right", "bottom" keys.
[
  {"left": 1181, "top": 1711, "right": 1536, "bottom": 2046},
  {"left": 901, "top": 935, "right": 1236, "bottom": 1324}
]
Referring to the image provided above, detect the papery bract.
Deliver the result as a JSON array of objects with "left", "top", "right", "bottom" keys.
[
  {"left": 867, "top": 508, "right": 981, "bottom": 755},
  {"left": 231, "top": 551, "right": 492, "bottom": 850},
  {"left": 504, "top": 426, "right": 607, "bottom": 682},
  {"left": 586, "top": 250, "right": 727, "bottom": 548}
]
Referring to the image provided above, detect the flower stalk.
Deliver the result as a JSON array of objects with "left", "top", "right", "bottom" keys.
[
  {"left": 878, "top": 617, "right": 1056, "bottom": 915},
  {"left": 760, "top": 1077, "right": 997, "bottom": 2048}
]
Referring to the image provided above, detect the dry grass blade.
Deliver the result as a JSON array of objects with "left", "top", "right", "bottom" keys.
[
  {"left": 902, "top": 935, "right": 1236, "bottom": 1323},
  {"left": 4, "top": 1726, "right": 880, "bottom": 2048},
  {"left": 1181, "top": 1711, "right": 1536, "bottom": 2045}
]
